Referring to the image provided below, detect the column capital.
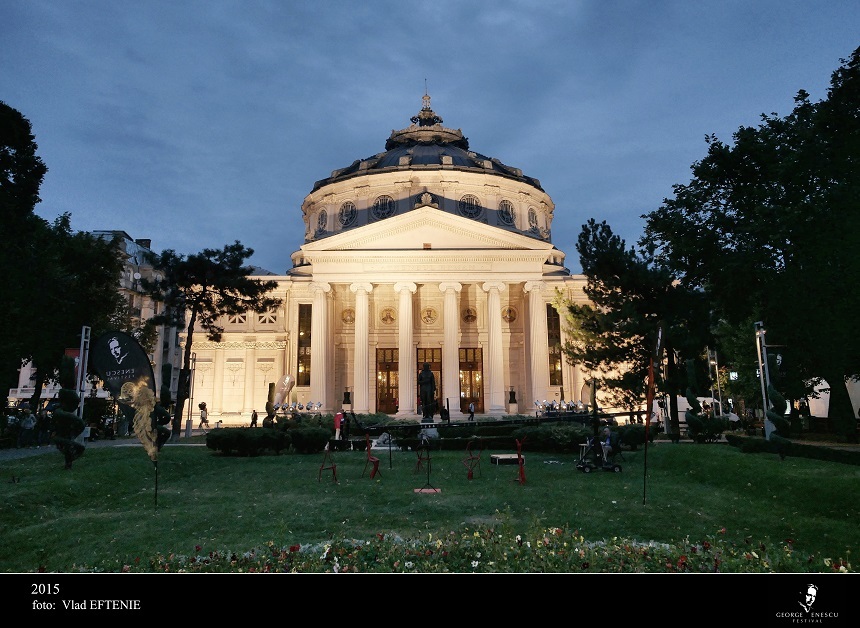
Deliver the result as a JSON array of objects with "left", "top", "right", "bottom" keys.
[
  {"left": 309, "top": 281, "right": 331, "bottom": 294},
  {"left": 393, "top": 281, "right": 417, "bottom": 294},
  {"left": 349, "top": 282, "right": 374, "bottom": 294},
  {"left": 438, "top": 282, "right": 462, "bottom": 294},
  {"left": 481, "top": 281, "right": 506, "bottom": 294},
  {"left": 523, "top": 280, "right": 546, "bottom": 294}
]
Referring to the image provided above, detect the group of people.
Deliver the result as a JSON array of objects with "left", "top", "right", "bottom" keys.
[{"left": 11, "top": 407, "right": 53, "bottom": 449}]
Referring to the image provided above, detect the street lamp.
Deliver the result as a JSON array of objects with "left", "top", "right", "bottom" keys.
[
  {"left": 708, "top": 348, "right": 723, "bottom": 416},
  {"left": 754, "top": 322, "right": 772, "bottom": 437}
]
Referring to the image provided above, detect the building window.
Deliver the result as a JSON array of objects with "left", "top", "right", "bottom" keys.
[
  {"left": 458, "top": 194, "right": 482, "bottom": 219},
  {"left": 297, "top": 304, "right": 312, "bottom": 386},
  {"left": 372, "top": 195, "right": 396, "bottom": 220},
  {"left": 547, "top": 304, "right": 562, "bottom": 386},
  {"left": 339, "top": 201, "right": 357, "bottom": 227},
  {"left": 498, "top": 199, "right": 515, "bottom": 225},
  {"left": 316, "top": 210, "right": 328, "bottom": 236}
]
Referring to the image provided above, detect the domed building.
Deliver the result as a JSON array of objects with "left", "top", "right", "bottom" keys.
[{"left": 185, "top": 94, "right": 592, "bottom": 423}]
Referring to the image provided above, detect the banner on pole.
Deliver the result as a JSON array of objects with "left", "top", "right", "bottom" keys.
[{"left": 90, "top": 331, "right": 156, "bottom": 398}]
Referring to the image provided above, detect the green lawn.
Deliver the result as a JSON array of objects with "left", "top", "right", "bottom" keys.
[{"left": 1, "top": 438, "right": 857, "bottom": 572}]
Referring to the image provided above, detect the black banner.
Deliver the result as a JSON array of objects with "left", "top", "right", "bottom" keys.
[{"left": 90, "top": 331, "right": 156, "bottom": 399}]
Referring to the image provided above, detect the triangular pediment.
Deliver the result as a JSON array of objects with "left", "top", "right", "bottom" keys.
[{"left": 301, "top": 205, "right": 553, "bottom": 253}]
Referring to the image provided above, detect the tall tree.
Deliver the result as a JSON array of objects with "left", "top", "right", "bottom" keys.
[
  {"left": 554, "top": 219, "right": 711, "bottom": 434},
  {"left": 642, "top": 46, "right": 860, "bottom": 440},
  {"left": 23, "top": 215, "right": 126, "bottom": 410},
  {"left": 0, "top": 101, "right": 48, "bottom": 391},
  {"left": 141, "top": 242, "right": 282, "bottom": 438}
]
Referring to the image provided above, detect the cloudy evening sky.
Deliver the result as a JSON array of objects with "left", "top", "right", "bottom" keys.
[{"left": 2, "top": 1, "right": 858, "bottom": 274}]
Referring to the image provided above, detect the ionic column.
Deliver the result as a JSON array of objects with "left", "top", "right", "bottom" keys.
[
  {"left": 524, "top": 281, "right": 549, "bottom": 406},
  {"left": 212, "top": 347, "right": 224, "bottom": 413},
  {"left": 309, "top": 282, "right": 331, "bottom": 412},
  {"left": 350, "top": 283, "right": 373, "bottom": 413},
  {"left": 439, "top": 282, "right": 462, "bottom": 418},
  {"left": 394, "top": 282, "right": 417, "bottom": 416},
  {"left": 243, "top": 341, "right": 256, "bottom": 415},
  {"left": 482, "top": 282, "right": 506, "bottom": 413}
]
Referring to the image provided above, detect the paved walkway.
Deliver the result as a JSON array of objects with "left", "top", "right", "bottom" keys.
[{"left": 0, "top": 431, "right": 209, "bottom": 462}]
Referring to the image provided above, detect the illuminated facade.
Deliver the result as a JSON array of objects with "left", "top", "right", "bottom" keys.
[{"left": 184, "top": 95, "right": 594, "bottom": 424}]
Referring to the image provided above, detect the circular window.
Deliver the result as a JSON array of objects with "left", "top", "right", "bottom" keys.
[
  {"left": 498, "top": 200, "right": 515, "bottom": 225},
  {"left": 372, "top": 195, "right": 396, "bottom": 220},
  {"left": 458, "top": 194, "right": 482, "bottom": 219},
  {"left": 339, "top": 201, "right": 356, "bottom": 227}
]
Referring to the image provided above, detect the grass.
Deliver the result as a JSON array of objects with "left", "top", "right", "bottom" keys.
[{"left": 1, "top": 436, "right": 857, "bottom": 572}]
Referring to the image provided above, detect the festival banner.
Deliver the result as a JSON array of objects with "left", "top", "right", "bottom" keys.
[{"left": 90, "top": 331, "right": 156, "bottom": 398}]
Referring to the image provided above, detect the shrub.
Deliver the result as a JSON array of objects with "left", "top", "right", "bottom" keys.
[{"left": 289, "top": 427, "right": 331, "bottom": 454}]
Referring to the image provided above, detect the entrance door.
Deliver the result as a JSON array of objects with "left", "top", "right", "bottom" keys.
[
  {"left": 376, "top": 348, "right": 399, "bottom": 414},
  {"left": 416, "top": 348, "right": 442, "bottom": 415},
  {"left": 459, "top": 347, "right": 483, "bottom": 414}
]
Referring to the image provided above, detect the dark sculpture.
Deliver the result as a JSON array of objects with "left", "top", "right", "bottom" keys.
[{"left": 418, "top": 363, "right": 437, "bottom": 420}]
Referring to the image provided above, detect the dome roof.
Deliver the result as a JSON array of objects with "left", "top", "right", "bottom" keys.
[{"left": 311, "top": 94, "right": 544, "bottom": 193}]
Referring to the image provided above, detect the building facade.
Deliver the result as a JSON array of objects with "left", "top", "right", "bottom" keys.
[{"left": 184, "top": 95, "right": 595, "bottom": 425}]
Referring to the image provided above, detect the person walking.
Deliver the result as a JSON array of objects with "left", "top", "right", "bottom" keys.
[
  {"left": 250, "top": 409, "right": 258, "bottom": 427},
  {"left": 17, "top": 408, "right": 36, "bottom": 448},
  {"left": 198, "top": 402, "right": 210, "bottom": 431},
  {"left": 468, "top": 401, "right": 475, "bottom": 421}
]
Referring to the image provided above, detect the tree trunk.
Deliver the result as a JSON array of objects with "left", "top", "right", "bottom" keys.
[{"left": 27, "top": 369, "right": 46, "bottom": 412}]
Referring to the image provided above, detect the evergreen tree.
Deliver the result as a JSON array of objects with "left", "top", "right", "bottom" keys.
[
  {"left": 141, "top": 242, "right": 282, "bottom": 438},
  {"left": 554, "top": 219, "right": 711, "bottom": 435}
]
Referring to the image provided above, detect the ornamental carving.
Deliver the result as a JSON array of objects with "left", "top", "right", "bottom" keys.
[
  {"left": 502, "top": 306, "right": 518, "bottom": 323},
  {"left": 421, "top": 307, "right": 438, "bottom": 325},
  {"left": 380, "top": 307, "right": 396, "bottom": 325}
]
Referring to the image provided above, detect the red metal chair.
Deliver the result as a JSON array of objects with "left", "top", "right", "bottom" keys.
[
  {"left": 362, "top": 434, "right": 381, "bottom": 479},
  {"left": 462, "top": 439, "right": 482, "bottom": 479},
  {"left": 318, "top": 445, "right": 338, "bottom": 483}
]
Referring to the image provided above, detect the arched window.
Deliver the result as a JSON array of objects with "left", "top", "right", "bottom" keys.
[
  {"left": 338, "top": 201, "right": 357, "bottom": 227},
  {"left": 498, "top": 199, "right": 515, "bottom": 225},
  {"left": 528, "top": 207, "right": 539, "bottom": 233},
  {"left": 458, "top": 194, "right": 482, "bottom": 219},
  {"left": 372, "top": 195, "right": 396, "bottom": 220},
  {"left": 316, "top": 209, "right": 328, "bottom": 235}
]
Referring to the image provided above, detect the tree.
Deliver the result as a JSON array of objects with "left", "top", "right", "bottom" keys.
[
  {"left": 554, "top": 219, "right": 712, "bottom": 435},
  {"left": 1, "top": 101, "right": 126, "bottom": 405},
  {"left": 141, "top": 242, "right": 282, "bottom": 439},
  {"left": 0, "top": 101, "right": 48, "bottom": 391},
  {"left": 642, "top": 46, "right": 860, "bottom": 440},
  {"left": 23, "top": 215, "right": 126, "bottom": 411}
]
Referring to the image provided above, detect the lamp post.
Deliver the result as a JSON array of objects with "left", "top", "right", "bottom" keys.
[
  {"left": 754, "top": 322, "right": 773, "bottom": 438},
  {"left": 708, "top": 348, "right": 723, "bottom": 416}
]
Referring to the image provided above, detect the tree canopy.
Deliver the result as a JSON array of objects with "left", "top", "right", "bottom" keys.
[
  {"left": 141, "top": 241, "right": 283, "bottom": 436},
  {"left": 554, "top": 219, "right": 711, "bottom": 432},
  {"left": 1, "top": 101, "right": 125, "bottom": 405},
  {"left": 642, "top": 46, "right": 860, "bottom": 438}
]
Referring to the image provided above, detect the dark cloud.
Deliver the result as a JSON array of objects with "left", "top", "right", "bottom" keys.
[{"left": 2, "top": 0, "right": 857, "bottom": 274}]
